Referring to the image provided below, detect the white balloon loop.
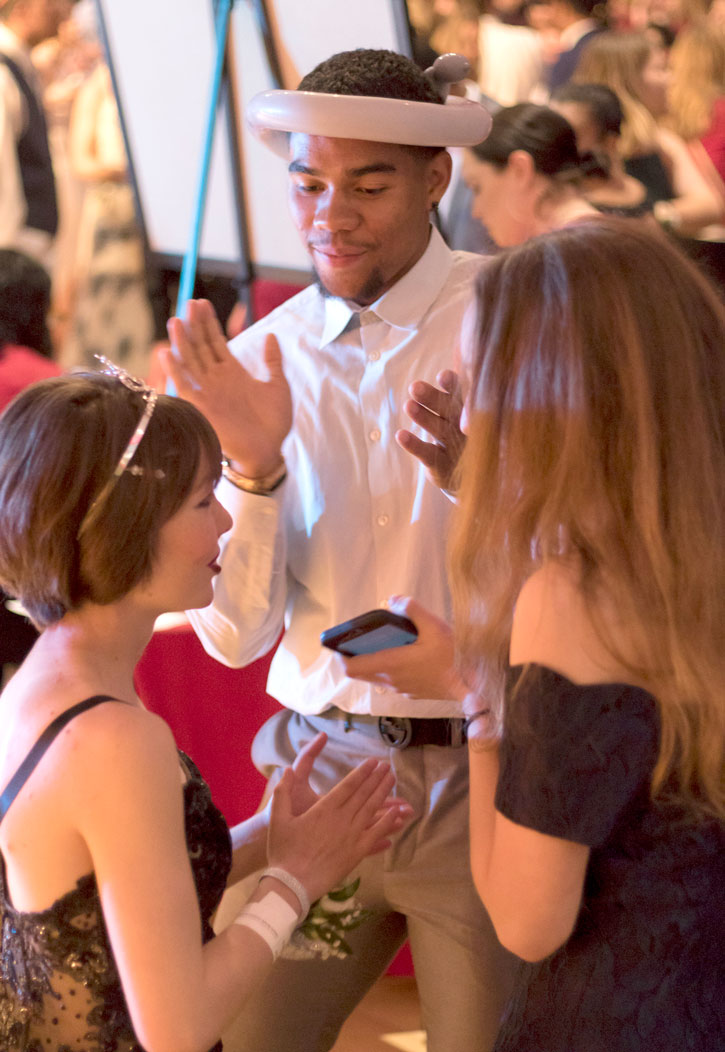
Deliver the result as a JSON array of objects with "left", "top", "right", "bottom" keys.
[{"left": 246, "top": 90, "right": 492, "bottom": 158}]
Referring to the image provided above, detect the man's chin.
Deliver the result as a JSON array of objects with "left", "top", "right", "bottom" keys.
[{"left": 313, "top": 266, "right": 386, "bottom": 306}]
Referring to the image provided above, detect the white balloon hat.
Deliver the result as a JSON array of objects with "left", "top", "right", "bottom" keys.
[{"left": 246, "top": 54, "right": 492, "bottom": 157}]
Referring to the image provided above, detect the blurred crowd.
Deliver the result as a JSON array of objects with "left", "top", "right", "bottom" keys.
[
  {"left": 411, "top": 0, "right": 725, "bottom": 272},
  {"left": 0, "top": 0, "right": 154, "bottom": 395},
  {"left": 0, "top": 18, "right": 722, "bottom": 1051},
  {"left": 1, "top": 0, "right": 724, "bottom": 404}
]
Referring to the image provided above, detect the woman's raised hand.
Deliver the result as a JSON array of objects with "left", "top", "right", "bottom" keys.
[{"left": 267, "top": 749, "right": 411, "bottom": 906}]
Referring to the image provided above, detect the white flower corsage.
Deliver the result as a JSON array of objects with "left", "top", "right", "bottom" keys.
[{"left": 281, "top": 877, "right": 371, "bottom": 960}]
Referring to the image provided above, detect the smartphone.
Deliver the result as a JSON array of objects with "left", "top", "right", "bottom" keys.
[{"left": 320, "top": 608, "right": 418, "bottom": 656}]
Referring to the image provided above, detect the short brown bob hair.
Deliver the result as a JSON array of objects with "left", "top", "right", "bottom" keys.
[{"left": 0, "top": 373, "right": 222, "bottom": 628}]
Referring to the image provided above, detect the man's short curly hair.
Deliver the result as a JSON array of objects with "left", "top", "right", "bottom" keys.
[{"left": 298, "top": 49, "right": 442, "bottom": 106}]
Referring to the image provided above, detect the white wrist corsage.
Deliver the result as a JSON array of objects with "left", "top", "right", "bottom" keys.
[{"left": 281, "top": 877, "right": 371, "bottom": 960}]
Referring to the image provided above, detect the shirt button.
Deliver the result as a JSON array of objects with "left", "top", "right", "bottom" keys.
[
  {"left": 376, "top": 513, "right": 389, "bottom": 527},
  {"left": 369, "top": 428, "right": 381, "bottom": 443},
  {"left": 368, "top": 350, "right": 381, "bottom": 362},
  {"left": 374, "top": 685, "right": 386, "bottom": 694}
]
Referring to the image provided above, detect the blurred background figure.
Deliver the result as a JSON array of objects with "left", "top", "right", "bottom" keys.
[
  {"left": 574, "top": 29, "right": 723, "bottom": 233},
  {"left": 667, "top": 20, "right": 725, "bottom": 191},
  {"left": 626, "top": 0, "right": 690, "bottom": 34},
  {"left": 0, "top": 0, "right": 69, "bottom": 270},
  {"left": 32, "top": 0, "right": 101, "bottom": 349},
  {"left": 534, "top": 0, "right": 605, "bottom": 93},
  {"left": 0, "top": 246, "right": 60, "bottom": 684},
  {"left": 411, "top": 0, "right": 482, "bottom": 69},
  {"left": 461, "top": 102, "right": 598, "bottom": 248},
  {"left": 60, "top": 58, "right": 154, "bottom": 375},
  {"left": 408, "top": 0, "right": 548, "bottom": 105},
  {"left": 551, "top": 80, "right": 651, "bottom": 214},
  {"left": 0, "top": 246, "right": 58, "bottom": 407},
  {"left": 477, "top": 0, "right": 546, "bottom": 106}
]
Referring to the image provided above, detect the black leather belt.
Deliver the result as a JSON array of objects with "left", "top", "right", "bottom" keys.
[{"left": 377, "top": 715, "right": 467, "bottom": 749}]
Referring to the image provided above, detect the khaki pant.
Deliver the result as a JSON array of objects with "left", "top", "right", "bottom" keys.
[{"left": 215, "top": 708, "right": 515, "bottom": 1052}]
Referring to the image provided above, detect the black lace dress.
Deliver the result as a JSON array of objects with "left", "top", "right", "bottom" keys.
[
  {"left": 493, "top": 665, "right": 724, "bottom": 1052},
  {"left": 0, "top": 698, "right": 232, "bottom": 1052}
]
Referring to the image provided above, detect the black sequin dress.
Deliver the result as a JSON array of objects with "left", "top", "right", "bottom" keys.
[
  {"left": 493, "top": 665, "right": 725, "bottom": 1052},
  {"left": 0, "top": 697, "right": 232, "bottom": 1052}
]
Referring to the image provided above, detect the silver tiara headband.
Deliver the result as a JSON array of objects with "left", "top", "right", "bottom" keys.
[{"left": 77, "top": 356, "right": 163, "bottom": 538}]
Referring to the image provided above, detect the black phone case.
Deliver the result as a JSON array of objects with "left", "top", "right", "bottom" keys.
[{"left": 320, "top": 608, "right": 418, "bottom": 654}]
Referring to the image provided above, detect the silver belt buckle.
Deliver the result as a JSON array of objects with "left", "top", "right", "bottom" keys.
[{"left": 378, "top": 716, "right": 413, "bottom": 749}]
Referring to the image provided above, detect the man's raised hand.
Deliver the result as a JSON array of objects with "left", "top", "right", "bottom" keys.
[{"left": 163, "top": 299, "right": 292, "bottom": 478}]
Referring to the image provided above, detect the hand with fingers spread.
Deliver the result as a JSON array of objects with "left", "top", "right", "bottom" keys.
[
  {"left": 262, "top": 730, "right": 412, "bottom": 849},
  {"left": 267, "top": 754, "right": 411, "bottom": 906},
  {"left": 396, "top": 368, "right": 466, "bottom": 492},
  {"left": 283, "top": 731, "right": 329, "bottom": 817},
  {"left": 341, "top": 596, "right": 467, "bottom": 701},
  {"left": 163, "top": 299, "right": 292, "bottom": 478}
]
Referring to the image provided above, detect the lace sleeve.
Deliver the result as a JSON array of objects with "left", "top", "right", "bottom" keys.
[{"left": 495, "top": 666, "right": 659, "bottom": 847}]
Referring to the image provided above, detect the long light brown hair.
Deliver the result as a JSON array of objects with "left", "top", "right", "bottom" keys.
[
  {"left": 668, "top": 21, "right": 725, "bottom": 141},
  {"left": 450, "top": 218, "right": 725, "bottom": 818},
  {"left": 574, "top": 31, "right": 660, "bottom": 156}
]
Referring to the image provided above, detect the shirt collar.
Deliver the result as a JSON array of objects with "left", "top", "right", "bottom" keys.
[
  {"left": 559, "top": 19, "right": 597, "bottom": 48},
  {"left": 319, "top": 225, "right": 454, "bottom": 348}
]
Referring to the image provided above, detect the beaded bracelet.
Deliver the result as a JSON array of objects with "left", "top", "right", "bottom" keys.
[
  {"left": 222, "top": 457, "right": 287, "bottom": 495},
  {"left": 260, "top": 866, "right": 311, "bottom": 920}
]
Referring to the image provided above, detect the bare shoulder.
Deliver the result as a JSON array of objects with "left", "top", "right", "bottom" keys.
[
  {"left": 656, "top": 126, "right": 686, "bottom": 157},
  {"left": 0, "top": 699, "right": 183, "bottom": 909},
  {"left": 513, "top": 560, "right": 581, "bottom": 624},
  {"left": 42, "top": 700, "right": 181, "bottom": 805},
  {"left": 57, "top": 702, "right": 186, "bottom": 844},
  {"left": 510, "top": 562, "right": 627, "bottom": 683},
  {"left": 64, "top": 701, "right": 178, "bottom": 772}
]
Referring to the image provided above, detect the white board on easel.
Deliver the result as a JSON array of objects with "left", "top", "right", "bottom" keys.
[{"left": 97, "top": 0, "right": 410, "bottom": 280}]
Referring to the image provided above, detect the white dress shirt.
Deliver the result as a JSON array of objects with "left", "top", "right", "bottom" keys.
[
  {"left": 189, "top": 226, "right": 486, "bottom": 718},
  {"left": 477, "top": 16, "right": 545, "bottom": 106}
]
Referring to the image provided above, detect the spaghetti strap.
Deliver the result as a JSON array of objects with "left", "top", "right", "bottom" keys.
[{"left": 0, "top": 695, "right": 124, "bottom": 823}]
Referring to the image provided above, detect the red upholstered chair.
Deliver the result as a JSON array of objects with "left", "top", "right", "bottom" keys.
[
  {"left": 134, "top": 622, "right": 281, "bottom": 825},
  {"left": 251, "top": 278, "right": 308, "bottom": 320}
]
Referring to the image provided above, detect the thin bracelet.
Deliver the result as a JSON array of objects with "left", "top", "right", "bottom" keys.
[
  {"left": 260, "top": 866, "right": 311, "bottom": 919},
  {"left": 463, "top": 708, "right": 491, "bottom": 737},
  {"left": 222, "top": 457, "right": 287, "bottom": 495}
]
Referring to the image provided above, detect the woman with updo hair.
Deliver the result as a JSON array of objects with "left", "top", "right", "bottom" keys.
[
  {"left": 461, "top": 102, "right": 601, "bottom": 248},
  {"left": 574, "top": 29, "right": 722, "bottom": 232},
  {"left": 0, "top": 367, "right": 409, "bottom": 1052},
  {"left": 551, "top": 81, "right": 652, "bottom": 216}
]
